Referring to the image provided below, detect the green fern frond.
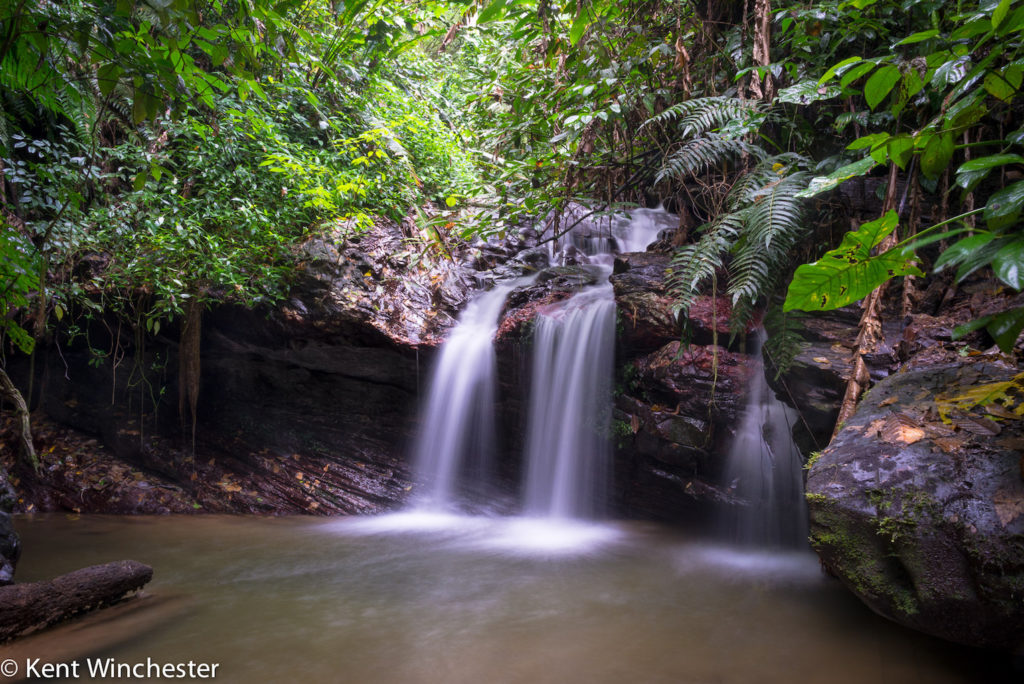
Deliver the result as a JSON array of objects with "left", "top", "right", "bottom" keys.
[
  {"left": 667, "top": 214, "right": 744, "bottom": 315},
  {"left": 641, "top": 96, "right": 763, "bottom": 136},
  {"left": 763, "top": 307, "right": 807, "bottom": 380},
  {"left": 655, "top": 135, "right": 764, "bottom": 184},
  {"left": 725, "top": 172, "right": 809, "bottom": 318}
]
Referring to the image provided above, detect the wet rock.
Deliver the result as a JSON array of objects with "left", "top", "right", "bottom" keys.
[
  {"left": 806, "top": 358, "right": 1024, "bottom": 652},
  {"left": 0, "top": 463, "right": 18, "bottom": 584},
  {"left": 496, "top": 265, "right": 603, "bottom": 341},
  {"left": 611, "top": 341, "right": 755, "bottom": 518},
  {"left": 766, "top": 308, "right": 864, "bottom": 448},
  {"left": 295, "top": 220, "right": 472, "bottom": 347},
  {"left": 611, "top": 253, "right": 679, "bottom": 355},
  {"left": 631, "top": 342, "right": 751, "bottom": 428}
]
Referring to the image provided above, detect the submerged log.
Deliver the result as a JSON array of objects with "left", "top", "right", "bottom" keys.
[{"left": 0, "top": 560, "right": 152, "bottom": 642}]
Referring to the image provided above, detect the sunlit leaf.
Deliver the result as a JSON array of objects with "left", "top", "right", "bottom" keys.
[{"left": 784, "top": 211, "right": 922, "bottom": 311}]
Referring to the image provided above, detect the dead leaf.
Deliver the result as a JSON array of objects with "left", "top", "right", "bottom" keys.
[
  {"left": 866, "top": 418, "right": 887, "bottom": 437},
  {"left": 954, "top": 416, "right": 1002, "bottom": 436},
  {"left": 812, "top": 356, "right": 832, "bottom": 365},
  {"left": 879, "top": 414, "right": 925, "bottom": 445},
  {"left": 931, "top": 436, "right": 967, "bottom": 453},
  {"left": 986, "top": 403, "right": 1019, "bottom": 420},
  {"left": 630, "top": 414, "right": 640, "bottom": 434},
  {"left": 879, "top": 396, "right": 898, "bottom": 407},
  {"left": 993, "top": 488, "right": 1024, "bottom": 527}
]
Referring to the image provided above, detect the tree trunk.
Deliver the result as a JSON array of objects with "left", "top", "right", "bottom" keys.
[
  {"left": 0, "top": 366, "right": 37, "bottom": 470},
  {"left": 750, "top": 0, "right": 773, "bottom": 101},
  {"left": 832, "top": 165, "right": 900, "bottom": 437},
  {"left": 0, "top": 560, "right": 153, "bottom": 642}
]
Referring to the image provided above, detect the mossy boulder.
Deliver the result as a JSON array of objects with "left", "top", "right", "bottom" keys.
[{"left": 807, "top": 357, "right": 1024, "bottom": 653}]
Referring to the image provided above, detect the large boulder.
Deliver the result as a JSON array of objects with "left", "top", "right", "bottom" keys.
[{"left": 806, "top": 357, "right": 1024, "bottom": 652}]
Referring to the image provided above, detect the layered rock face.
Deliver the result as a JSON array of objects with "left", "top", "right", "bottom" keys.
[
  {"left": 10, "top": 220, "right": 476, "bottom": 514},
  {"left": 10, "top": 208, "right": 762, "bottom": 521}
]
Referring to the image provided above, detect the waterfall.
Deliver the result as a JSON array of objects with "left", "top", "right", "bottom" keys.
[
  {"left": 411, "top": 277, "right": 532, "bottom": 511},
  {"left": 520, "top": 206, "right": 668, "bottom": 519},
  {"left": 411, "top": 205, "right": 672, "bottom": 520},
  {"left": 521, "top": 278, "right": 616, "bottom": 518},
  {"left": 721, "top": 330, "right": 808, "bottom": 548}
]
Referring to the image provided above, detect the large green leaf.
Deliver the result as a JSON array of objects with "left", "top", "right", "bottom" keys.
[
  {"left": 864, "top": 64, "right": 901, "bottom": 110},
  {"left": 987, "top": 307, "right": 1024, "bottom": 351},
  {"left": 958, "top": 153, "right": 1024, "bottom": 172},
  {"left": 796, "top": 156, "right": 877, "bottom": 198},
  {"left": 920, "top": 131, "right": 954, "bottom": 179},
  {"left": 992, "top": 238, "right": 1024, "bottom": 290},
  {"left": 984, "top": 180, "right": 1024, "bottom": 230},
  {"left": 933, "top": 232, "right": 997, "bottom": 272},
  {"left": 818, "top": 56, "right": 863, "bottom": 85},
  {"left": 994, "top": 0, "right": 1012, "bottom": 29},
  {"left": 784, "top": 211, "right": 923, "bottom": 311}
]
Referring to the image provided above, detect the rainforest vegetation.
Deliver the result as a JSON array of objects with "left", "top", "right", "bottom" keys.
[{"left": 1, "top": 0, "right": 1023, "bottom": 462}]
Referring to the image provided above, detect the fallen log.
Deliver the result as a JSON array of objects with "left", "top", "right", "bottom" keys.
[{"left": 0, "top": 560, "right": 152, "bottom": 642}]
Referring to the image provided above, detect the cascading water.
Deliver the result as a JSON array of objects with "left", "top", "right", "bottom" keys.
[
  {"left": 721, "top": 330, "right": 808, "bottom": 548},
  {"left": 553, "top": 205, "right": 676, "bottom": 259},
  {"left": 521, "top": 277, "right": 615, "bottom": 518},
  {"left": 411, "top": 277, "right": 533, "bottom": 511},
  {"left": 411, "top": 205, "right": 670, "bottom": 523},
  {"left": 521, "top": 206, "right": 667, "bottom": 519}
]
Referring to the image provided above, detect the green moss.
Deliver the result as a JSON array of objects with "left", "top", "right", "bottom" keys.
[
  {"left": 810, "top": 507, "right": 921, "bottom": 616},
  {"left": 864, "top": 487, "right": 940, "bottom": 542},
  {"left": 804, "top": 492, "right": 830, "bottom": 505},
  {"left": 804, "top": 450, "right": 824, "bottom": 471}
]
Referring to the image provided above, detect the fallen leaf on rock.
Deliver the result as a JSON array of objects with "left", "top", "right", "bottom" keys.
[
  {"left": 1000, "top": 436, "right": 1024, "bottom": 451},
  {"left": 931, "top": 436, "right": 968, "bottom": 453},
  {"left": 813, "top": 356, "right": 832, "bottom": 365},
  {"left": 954, "top": 416, "right": 1002, "bottom": 436},
  {"left": 922, "top": 421, "right": 957, "bottom": 438},
  {"left": 630, "top": 414, "right": 640, "bottom": 434},
  {"left": 936, "top": 372, "right": 1024, "bottom": 423},
  {"left": 866, "top": 418, "right": 887, "bottom": 437},
  {"left": 993, "top": 488, "right": 1024, "bottom": 527},
  {"left": 879, "top": 396, "right": 898, "bottom": 407},
  {"left": 879, "top": 414, "right": 925, "bottom": 445},
  {"left": 986, "top": 403, "right": 1020, "bottom": 420}
]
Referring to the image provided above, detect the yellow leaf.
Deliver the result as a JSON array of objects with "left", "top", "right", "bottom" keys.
[{"left": 935, "top": 372, "right": 1024, "bottom": 424}]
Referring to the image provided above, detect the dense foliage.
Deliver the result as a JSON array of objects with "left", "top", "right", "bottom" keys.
[{"left": 2, "top": 0, "right": 1024, "bottom": 463}]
